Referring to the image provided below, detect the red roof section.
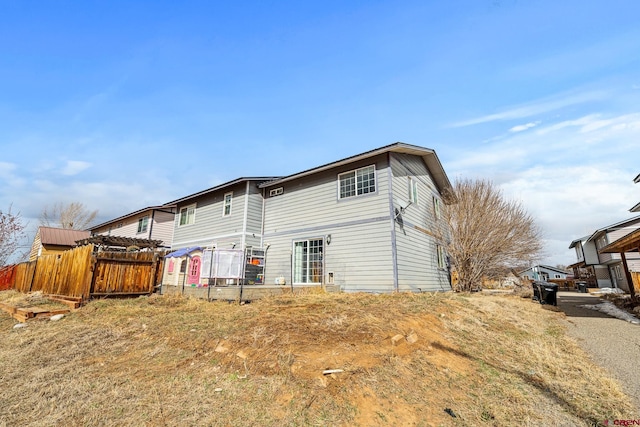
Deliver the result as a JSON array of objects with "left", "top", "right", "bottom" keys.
[{"left": 39, "top": 227, "right": 90, "bottom": 246}]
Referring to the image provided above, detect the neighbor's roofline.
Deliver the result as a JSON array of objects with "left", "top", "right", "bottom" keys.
[
  {"left": 163, "top": 176, "right": 281, "bottom": 206},
  {"left": 585, "top": 214, "right": 640, "bottom": 242},
  {"left": 258, "top": 142, "right": 453, "bottom": 196},
  {"left": 568, "top": 235, "right": 589, "bottom": 249},
  {"left": 89, "top": 205, "right": 177, "bottom": 231},
  {"left": 634, "top": 173, "right": 640, "bottom": 184},
  {"left": 630, "top": 201, "right": 640, "bottom": 213},
  {"left": 518, "top": 264, "right": 569, "bottom": 274}
]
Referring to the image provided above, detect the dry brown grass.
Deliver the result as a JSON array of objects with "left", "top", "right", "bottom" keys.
[{"left": 0, "top": 289, "right": 634, "bottom": 426}]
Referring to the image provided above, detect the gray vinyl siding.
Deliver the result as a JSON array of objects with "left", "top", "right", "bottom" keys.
[
  {"left": 263, "top": 154, "right": 396, "bottom": 291},
  {"left": 151, "top": 210, "right": 175, "bottom": 246},
  {"left": 171, "top": 182, "right": 265, "bottom": 250},
  {"left": 390, "top": 153, "right": 451, "bottom": 291},
  {"left": 583, "top": 241, "right": 600, "bottom": 265},
  {"left": 245, "top": 185, "right": 265, "bottom": 247},
  {"left": 264, "top": 221, "right": 394, "bottom": 291}
]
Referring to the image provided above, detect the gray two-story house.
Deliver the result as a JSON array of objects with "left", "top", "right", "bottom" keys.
[{"left": 259, "top": 143, "right": 454, "bottom": 293}]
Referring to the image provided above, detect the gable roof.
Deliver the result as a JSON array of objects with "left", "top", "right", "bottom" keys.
[
  {"left": 164, "top": 177, "right": 281, "bottom": 206},
  {"left": 258, "top": 142, "right": 454, "bottom": 199},
  {"left": 585, "top": 214, "right": 640, "bottom": 243},
  {"left": 568, "top": 235, "right": 589, "bottom": 249},
  {"left": 631, "top": 202, "right": 640, "bottom": 213},
  {"left": 38, "top": 227, "right": 90, "bottom": 246},
  {"left": 89, "top": 205, "right": 176, "bottom": 231},
  {"left": 519, "top": 264, "right": 569, "bottom": 275}
]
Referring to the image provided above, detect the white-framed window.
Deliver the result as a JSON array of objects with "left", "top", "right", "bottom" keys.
[
  {"left": 137, "top": 216, "right": 149, "bottom": 233},
  {"left": 270, "top": 187, "right": 283, "bottom": 197},
  {"left": 596, "top": 235, "right": 608, "bottom": 250},
  {"left": 437, "top": 245, "right": 446, "bottom": 269},
  {"left": 433, "top": 196, "right": 441, "bottom": 220},
  {"left": 408, "top": 177, "right": 418, "bottom": 204},
  {"left": 293, "top": 238, "right": 323, "bottom": 284},
  {"left": 179, "top": 204, "right": 196, "bottom": 226},
  {"left": 223, "top": 192, "right": 233, "bottom": 216},
  {"left": 614, "top": 265, "right": 623, "bottom": 280},
  {"left": 338, "top": 165, "right": 376, "bottom": 199},
  {"left": 554, "top": 274, "right": 561, "bottom": 279}
]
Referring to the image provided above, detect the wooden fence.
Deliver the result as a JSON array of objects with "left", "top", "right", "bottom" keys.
[
  {"left": 2, "top": 245, "right": 165, "bottom": 300},
  {"left": 632, "top": 272, "right": 640, "bottom": 294}
]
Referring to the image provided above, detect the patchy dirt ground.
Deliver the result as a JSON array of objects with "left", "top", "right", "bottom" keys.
[{"left": 0, "top": 290, "right": 635, "bottom": 426}]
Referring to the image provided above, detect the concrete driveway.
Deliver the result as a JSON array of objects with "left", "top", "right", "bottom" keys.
[{"left": 557, "top": 291, "right": 640, "bottom": 416}]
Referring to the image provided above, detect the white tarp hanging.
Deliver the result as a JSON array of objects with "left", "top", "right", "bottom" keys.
[
  {"left": 201, "top": 249, "right": 214, "bottom": 279},
  {"left": 212, "top": 249, "right": 244, "bottom": 279}
]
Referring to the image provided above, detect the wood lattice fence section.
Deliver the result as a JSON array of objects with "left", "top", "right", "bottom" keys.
[{"left": 1, "top": 245, "right": 165, "bottom": 300}]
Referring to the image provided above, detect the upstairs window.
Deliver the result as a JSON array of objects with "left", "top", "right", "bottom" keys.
[
  {"left": 433, "top": 196, "right": 441, "bottom": 220},
  {"left": 179, "top": 204, "right": 195, "bottom": 226},
  {"left": 338, "top": 165, "right": 376, "bottom": 199},
  {"left": 408, "top": 177, "right": 419, "bottom": 204},
  {"left": 137, "top": 216, "right": 149, "bottom": 233},
  {"left": 223, "top": 192, "right": 233, "bottom": 216}
]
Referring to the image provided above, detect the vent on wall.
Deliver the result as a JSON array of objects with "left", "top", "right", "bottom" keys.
[{"left": 270, "top": 187, "right": 284, "bottom": 197}]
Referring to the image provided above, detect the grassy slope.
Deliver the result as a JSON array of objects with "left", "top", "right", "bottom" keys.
[{"left": 0, "top": 290, "right": 634, "bottom": 426}]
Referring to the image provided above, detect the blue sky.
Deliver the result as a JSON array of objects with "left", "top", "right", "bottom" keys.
[{"left": 1, "top": 0, "right": 639, "bottom": 265}]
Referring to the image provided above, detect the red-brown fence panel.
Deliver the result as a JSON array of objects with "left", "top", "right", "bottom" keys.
[{"left": 0, "top": 265, "right": 17, "bottom": 291}]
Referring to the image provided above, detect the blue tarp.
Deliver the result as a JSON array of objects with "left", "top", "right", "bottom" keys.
[{"left": 164, "top": 246, "right": 202, "bottom": 258}]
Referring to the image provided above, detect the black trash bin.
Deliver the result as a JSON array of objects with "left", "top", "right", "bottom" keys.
[
  {"left": 532, "top": 281, "right": 542, "bottom": 302},
  {"left": 576, "top": 281, "right": 587, "bottom": 293},
  {"left": 532, "top": 281, "right": 558, "bottom": 306}
]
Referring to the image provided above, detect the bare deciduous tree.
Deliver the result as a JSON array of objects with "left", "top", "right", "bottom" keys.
[
  {"left": 0, "top": 205, "right": 27, "bottom": 266},
  {"left": 443, "top": 178, "right": 543, "bottom": 292},
  {"left": 40, "top": 202, "right": 98, "bottom": 230}
]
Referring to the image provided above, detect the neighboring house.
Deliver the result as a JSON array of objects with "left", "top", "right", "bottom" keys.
[
  {"left": 163, "top": 177, "right": 280, "bottom": 286},
  {"left": 28, "top": 227, "right": 90, "bottom": 261},
  {"left": 259, "top": 142, "right": 454, "bottom": 293},
  {"left": 89, "top": 206, "right": 176, "bottom": 248},
  {"left": 630, "top": 173, "right": 640, "bottom": 213},
  {"left": 569, "top": 215, "right": 640, "bottom": 291},
  {"left": 568, "top": 236, "right": 601, "bottom": 287},
  {"left": 519, "top": 265, "right": 569, "bottom": 281}
]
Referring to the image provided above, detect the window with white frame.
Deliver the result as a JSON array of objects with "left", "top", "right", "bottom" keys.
[
  {"left": 338, "top": 165, "right": 376, "bottom": 199},
  {"left": 437, "top": 245, "right": 446, "bottom": 269},
  {"left": 408, "top": 177, "right": 418, "bottom": 204},
  {"left": 179, "top": 204, "right": 195, "bottom": 226},
  {"left": 554, "top": 274, "right": 561, "bottom": 279},
  {"left": 614, "top": 265, "right": 623, "bottom": 280},
  {"left": 137, "top": 216, "right": 149, "bottom": 233},
  {"left": 433, "top": 196, "right": 441, "bottom": 220},
  {"left": 223, "top": 192, "right": 233, "bottom": 216},
  {"left": 293, "top": 238, "right": 323, "bottom": 283}
]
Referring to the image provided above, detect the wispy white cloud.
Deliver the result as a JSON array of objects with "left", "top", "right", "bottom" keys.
[
  {"left": 61, "top": 160, "right": 92, "bottom": 176},
  {"left": 447, "top": 110, "right": 640, "bottom": 265},
  {"left": 509, "top": 121, "right": 540, "bottom": 133},
  {"left": 450, "top": 90, "right": 607, "bottom": 128}
]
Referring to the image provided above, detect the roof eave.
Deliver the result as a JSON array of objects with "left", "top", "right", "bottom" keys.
[
  {"left": 89, "top": 205, "right": 175, "bottom": 231},
  {"left": 164, "top": 177, "right": 280, "bottom": 206},
  {"left": 259, "top": 142, "right": 454, "bottom": 198}
]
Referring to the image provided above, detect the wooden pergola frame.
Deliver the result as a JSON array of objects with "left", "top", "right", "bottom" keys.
[
  {"left": 75, "top": 235, "right": 164, "bottom": 250},
  {"left": 598, "top": 228, "right": 640, "bottom": 299}
]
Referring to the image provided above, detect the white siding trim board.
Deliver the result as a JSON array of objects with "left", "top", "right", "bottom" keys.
[
  {"left": 387, "top": 155, "right": 399, "bottom": 292},
  {"left": 242, "top": 181, "right": 250, "bottom": 249}
]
